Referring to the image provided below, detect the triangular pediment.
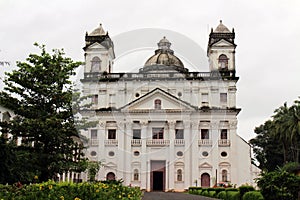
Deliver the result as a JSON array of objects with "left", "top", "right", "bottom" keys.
[
  {"left": 87, "top": 42, "right": 107, "bottom": 50},
  {"left": 212, "top": 39, "right": 234, "bottom": 47},
  {"left": 120, "top": 88, "right": 197, "bottom": 112},
  {"left": 199, "top": 162, "right": 212, "bottom": 169}
]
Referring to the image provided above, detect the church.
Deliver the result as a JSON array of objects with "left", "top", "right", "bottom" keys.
[{"left": 79, "top": 21, "right": 259, "bottom": 191}]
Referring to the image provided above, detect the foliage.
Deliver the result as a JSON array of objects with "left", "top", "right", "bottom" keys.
[
  {"left": 225, "top": 188, "right": 238, "bottom": 192},
  {"left": 242, "top": 191, "right": 264, "bottom": 200},
  {"left": 0, "top": 44, "right": 85, "bottom": 183},
  {"left": 86, "top": 161, "right": 102, "bottom": 182},
  {"left": 238, "top": 185, "right": 254, "bottom": 198},
  {"left": 226, "top": 191, "right": 240, "bottom": 200},
  {"left": 256, "top": 168, "right": 300, "bottom": 200},
  {"left": 201, "top": 190, "right": 209, "bottom": 197},
  {"left": 217, "top": 191, "right": 227, "bottom": 199},
  {"left": 0, "top": 180, "right": 142, "bottom": 200},
  {"left": 281, "top": 162, "right": 300, "bottom": 173},
  {"left": 250, "top": 98, "right": 300, "bottom": 171}
]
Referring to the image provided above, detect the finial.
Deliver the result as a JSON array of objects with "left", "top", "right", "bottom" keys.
[
  {"left": 85, "top": 31, "right": 88, "bottom": 36},
  {"left": 100, "top": 23, "right": 102, "bottom": 26},
  {"left": 220, "top": 20, "right": 223, "bottom": 24}
]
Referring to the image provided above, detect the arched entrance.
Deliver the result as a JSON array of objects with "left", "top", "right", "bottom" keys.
[
  {"left": 201, "top": 173, "right": 210, "bottom": 187},
  {"left": 106, "top": 172, "right": 116, "bottom": 181}
]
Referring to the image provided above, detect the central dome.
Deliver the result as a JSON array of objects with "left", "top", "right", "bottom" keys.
[{"left": 141, "top": 37, "right": 187, "bottom": 73}]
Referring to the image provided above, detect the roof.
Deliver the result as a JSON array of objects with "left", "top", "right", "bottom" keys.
[
  {"left": 214, "top": 20, "right": 231, "bottom": 33},
  {"left": 89, "top": 23, "right": 106, "bottom": 36}
]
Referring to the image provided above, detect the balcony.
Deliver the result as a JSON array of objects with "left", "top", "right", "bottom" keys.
[
  {"left": 198, "top": 139, "right": 212, "bottom": 146},
  {"left": 146, "top": 139, "right": 170, "bottom": 146},
  {"left": 105, "top": 139, "right": 118, "bottom": 146},
  {"left": 174, "top": 139, "right": 185, "bottom": 146},
  {"left": 218, "top": 139, "right": 230, "bottom": 146},
  {"left": 90, "top": 139, "right": 99, "bottom": 146},
  {"left": 131, "top": 139, "right": 142, "bottom": 146}
]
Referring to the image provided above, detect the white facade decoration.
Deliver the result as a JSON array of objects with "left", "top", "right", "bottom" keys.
[{"left": 80, "top": 22, "right": 259, "bottom": 191}]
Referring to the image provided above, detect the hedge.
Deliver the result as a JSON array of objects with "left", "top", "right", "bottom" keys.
[
  {"left": 0, "top": 180, "right": 142, "bottom": 200},
  {"left": 242, "top": 191, "right": 264, "bottom": 200},
  {"left": 239, "top": 185, "right": 255, "bottom": 198},
  {"left": 226, "top": 191, "right": 240, "bottom": 200},
  {"left": 217, "top": 191, "right": 227, "bottom": 199}
]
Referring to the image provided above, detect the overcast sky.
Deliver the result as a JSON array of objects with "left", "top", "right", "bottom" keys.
[{"left": 1, "top": 0, "right": 299, "bottom": 141}]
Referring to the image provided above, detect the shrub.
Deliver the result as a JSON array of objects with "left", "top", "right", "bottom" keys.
[
  {"left": 208, "top": 190, "right": 216, "bottom": 197},
  {"left": 242, "top": 191, "right": 264, "bottom": 200},
  {"left": 188, "top": 186, "right": 201, "bottom": 194},
  {"left": 197, "top": 189, "right": 202, "bottom": 195},
  {"left": 0, "top": 180, "right": 142, "bottom": 200},
  {"left": 227, "top": 191, "right": 240, "bottom": 200},
  {"left": 217, "top": 191, "right": 227, "bottom": 199},
  {"left": 214, "top": 187, "right": 225, "bottom": 194},
  {"left": 239, "top": 185, "right": 255, "bottom": 198},
  {"left": 201, "top": 190, "right": 209, "bottom": 197},
  {"left": 257, "top": 170, "right": 300, "bottom": 200},
  {"left": 225, "top": 188, "right": 239, "bottom": 192}
]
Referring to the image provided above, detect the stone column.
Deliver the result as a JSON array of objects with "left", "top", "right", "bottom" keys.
[
  {"left": 141, "top": 120, "right": 148, "bottom": 191},
  {"left": 190, "top": 121, "right": 199, "bottom": 187},
  {"left": 183, "top": 121, "right": 191, "bottom": 188},
  {"left": 117, "top": 121, "right": 125, "bottom": 181},
  {"left": 124, "top": 122, "right": 132, "bottom": 186},
  {"left": 168, "top": 120, "right": 176, "bottom": 191}
]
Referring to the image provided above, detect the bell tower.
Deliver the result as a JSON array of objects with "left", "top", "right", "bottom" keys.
[
  {"left": 83, "top": 23, "right": 115, "bottom": 74},
  {"left": 207, "top": 20, "right": 236, "bottom": 72}
]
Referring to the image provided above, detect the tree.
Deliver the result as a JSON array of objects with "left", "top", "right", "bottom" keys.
[
  {"left": 0, "top": 44, "right": 85, "bottom": 183},
  {"left": 250, "top": 98, "right": 300, "bottom": 171},
  {"left": 250, "top": 120, "right": 284, "bottom": 171},
  {"left": 256, "top": 164, "right": 300, "bottom": 200}
]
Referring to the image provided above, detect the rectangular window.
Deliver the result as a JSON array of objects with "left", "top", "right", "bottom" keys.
[
  {"left": 152, "top": 128, "right": 164, "bottom": 139},
  {"left": 202, "top": 93, "right": 208, "bottom": 103},
  {"left": 220, "top": 93, "right": 227, "bottom": 104},
  {"left": 201, "top": 129, "right": 209, "bottom": 139},
  {"left": 92, "top": 94, "right": 98, "bottom": 105},
  {"left": 221, "top": 129, "right": 228, "bottom": 139},
  {"left": 108, "top": 129, "right": 116, "bottom": 139},
  {"left": 91, "top": 129, "right": 97, "bottom": 139},
  {"left": 175, "top": 129, "right": 184, "bottom": 139},
  {"left": 133, "top": 129, "right": 141, "bottom": 139}
]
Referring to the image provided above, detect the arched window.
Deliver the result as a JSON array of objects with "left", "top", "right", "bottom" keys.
[
  {"left": 218, "top": 54, "right": 228, "bottom": 70},
  {"left": 222, "top": 170, "right": 228, "bottom": 182},
  {"left": 177, "top": 169, "right": 183, "bottom": 181},
  {"left": 91, "top": 56, "right": 101, "bottom": 72},
  {"left": 133, "top": 169, "right": 139, "bottom": 181},
  {"left": 154, "top": 99, "right": 161, "bottom": 109},
  {"left": 106, "top": 172, "right": 116, "bottom": 181}
]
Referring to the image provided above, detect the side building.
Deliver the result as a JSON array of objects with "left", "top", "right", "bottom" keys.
[{"left": 80, "top": 21, "right": 259, "bottom": 191}]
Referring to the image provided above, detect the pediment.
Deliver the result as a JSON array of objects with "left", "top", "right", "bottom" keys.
[
  {"left": 86, "top": 42, "right": 107, "bottom": 50},
  {"left": 199, "top": 162, "right": 212, "bottom": 169},
  {"left": 219, "top": 162, "right": 231, "bottom": 167},
  {"left": 105, "top": 162, "right": 117, "bottom": 168},
  {"left": 120, "top": 88, "right": 197, "bottom": 112},
  {"left": 212, "top": 39, "right": 234, "bottom": 47}
]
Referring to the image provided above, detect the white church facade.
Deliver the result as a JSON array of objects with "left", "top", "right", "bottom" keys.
[{"left": 80, "top": 21, "right": 259, "bottom": 191}]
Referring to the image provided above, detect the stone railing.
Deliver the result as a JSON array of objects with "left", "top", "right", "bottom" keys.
[
  {"left": 104, "top": 139, "right": 118, "bottom": 146},
  {"left": 90, "top": 139, "right": 99, "bottom": 146},
  {"left": 218, "top": 139, "right": 231, "bottom": 146},
  {"left": 198, "top": 139, "right": 212, "bottom": 146},
  {"left": 146, "top": 139, "right": 170, "bottom": 146},
  {"left": 131, "top": 139, "right": 142, "bottom": 146},
  {"left": 82, "top": 70, "right": 237, "bottom": 82},
  {"left": 174, "top": 139, "right": 185, "bottom": 146}
]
